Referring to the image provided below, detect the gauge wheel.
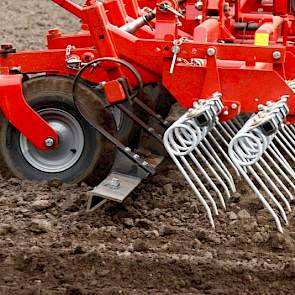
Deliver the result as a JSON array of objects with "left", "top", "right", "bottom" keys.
[{"left": 0, "top": 76, "right": 125, "bottom": 184}]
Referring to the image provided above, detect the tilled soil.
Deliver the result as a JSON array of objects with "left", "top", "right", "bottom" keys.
[{"left": 1, "top": 1, "right": 295, "bottom": 294}]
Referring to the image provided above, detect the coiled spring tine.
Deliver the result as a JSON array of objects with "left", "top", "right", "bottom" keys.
[{"left": 228, "top": 96, "right": 290, "bottom": 232}]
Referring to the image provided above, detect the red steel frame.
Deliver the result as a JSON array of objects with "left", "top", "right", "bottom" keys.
[{"left": 1, "top": 0, "right": 295, "bottom": 150}]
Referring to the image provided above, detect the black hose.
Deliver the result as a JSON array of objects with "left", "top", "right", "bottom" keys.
[
  {"left": 73, "top": 57, "right": 144, "bottom": 104},
  {"left": 72, "top": 57, "right": 144, "bottom": 135}
]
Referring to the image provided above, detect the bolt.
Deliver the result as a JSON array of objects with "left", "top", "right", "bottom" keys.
[
  {"left": 196, "top": 15, "right": 203, "bottom": 21},
  {"left": 44, "top": 137, "right": 55, "bottom": 147},
  {"left": 105, "top": 178, "right": 120, "bottom": 189},
  {"left": 195, "top": 1, "right": 203, "bottom": 10},
  {"left": 224, "top": 2, "right": 230, "bottom": 12},
  {"left": 133, "top": 154, "right": 140, "bottom": 160},
  {"left": 207, "top": 47, "right": 216, "bottom": 56},
  {"left": 223, "top": 110, "right": 229, "bottom": 116},
  {"left": 257, "top": 104, "right": 264, "bottom": 111},
  {"left": 124, "top": 147, "right": 131, "bottom": 153},
  {"left": 1, "top": 43, "right": 13, "bottom": 50},
  {"left": 142, "top": 161, "right": 149, "bottom": 166},
  {"left": 281, "top": 95, "right": 289, "bottom": 102},
  {"left": 273, "top": 51, "right": 281, "bottom": 60},
  {"left": 48, "top": 29, "right": 61, "bottom": 37},
  {"left": 231, "top": 103, "right": 238, "bottom": 110}
]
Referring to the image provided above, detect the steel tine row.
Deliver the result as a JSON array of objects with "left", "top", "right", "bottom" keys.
[
  {"left": 163, "top": 93, "right": 236, "bottom": 228},
  {"left": 228, "top": 97, "right": 292, "bottom": 232}
]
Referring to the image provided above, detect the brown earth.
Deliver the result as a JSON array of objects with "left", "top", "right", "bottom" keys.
[{"left": 1, "top": 1, "right": 295, "bottom": 294}]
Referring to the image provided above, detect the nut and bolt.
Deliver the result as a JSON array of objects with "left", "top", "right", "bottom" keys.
[
  {"left": 195, "top": 1, "right": 203, "bottom": 10},
  {"left": 272, "top": 51, "right": 281, "bottom": 60},
  {"left": 44, "top": 137, "right": 55, "bottom": 147},
  {"left": 207, "top": 47, "right": 216, "bottom": 56},
  {"left": 105, "top": 178, "right": 120, "bottom": 189},
  {"left": 196, "top": 15, "right": 203, "bottom": 21},
  {"left": 1, "top": 43, "right": 13, "bottom": 50},
  {"left": 231, "top": 103, "right": 238, "bottom": 110},
  {"left": 124, "top": 147, "right": 131, "bottom": 153}
]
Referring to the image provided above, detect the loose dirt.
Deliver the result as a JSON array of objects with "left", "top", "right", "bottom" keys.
[{"left": 1, "top": 1, "right": 295, "bottom": 294}]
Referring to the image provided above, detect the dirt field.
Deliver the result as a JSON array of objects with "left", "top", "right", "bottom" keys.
[{"left": 1, "top": 1, "right": 295, "bottom": 294}]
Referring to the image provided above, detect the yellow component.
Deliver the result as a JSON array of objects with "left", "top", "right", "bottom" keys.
[{"left": 255, "top": 33, "right": 270, "bottom": 46}]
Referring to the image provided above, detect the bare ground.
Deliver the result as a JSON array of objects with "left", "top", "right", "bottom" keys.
[{"left": 1, "top": 1, "right": 295, "bottom": 294}]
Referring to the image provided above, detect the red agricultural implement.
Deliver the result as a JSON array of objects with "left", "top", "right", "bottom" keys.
[{"left": 1, "top": 0, "right": 295, "bottom": 232}]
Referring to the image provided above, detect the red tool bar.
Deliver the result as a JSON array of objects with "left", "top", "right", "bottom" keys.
[{"left": 51, "top": 0, "right": 83, "bottom": 19}]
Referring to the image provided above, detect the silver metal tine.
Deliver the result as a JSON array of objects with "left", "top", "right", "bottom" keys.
[
  {"left": 228, "top": 96, "right": 290, "bottom": 232},
  {"left": 174, "top": 126, "right": 224, "bottom": 210},
  {"left": 260, "top": 155, "right": 294, "bottom": 203},
  {"left": 222, "top": 121, "right": 237, "bottom": 137},
  {"left": 253, "top": 162, "right": 290, "bottom": 219},
  {"left": 180, "top": 155, "right": 219, "bottom": 215},
  {"left": 274, "top": 134, "right": 295, "bottom": 163},
  {"left": 163, "top": 92, "right": 231, "bottom": 228},
  {"left": 283, "top": 125, "right": 295, "bottom": 142},
  {"left": 235, "top": 132, "right": 289, "bottom": 222},
  {"left": 208, "top": 129, "right": 240, "bottom": 177},
  {"left": 199, "top": 139, "right": 236, "bottom": 192},
  {"left": 195, "top": 147, "right": 231, "bottom": 200},
  {"left": 248, "top": 165, "right": 288, "bottom": 225},
  {"left": 269, "top": 143, "right": 295, "bottom": 179}
]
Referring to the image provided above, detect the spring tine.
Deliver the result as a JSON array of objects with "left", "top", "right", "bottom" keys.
[
  {"left": 279, "top": 127, "right": 295, "bottom": 151},
  {"left": 248, "top": 166, "right": 288, "bottom": 225},
  {"left": 169, "top": 153, "right": 215, "bottom": 228},
  {"left": 238, "top": 129, "right": 295, "bottom": 202},
  {"left": 228, "top": 96, "right": 290, "bottom": 232},
  {"left": 227, "top": 120, "right": 240, "bottom": 133},
  {"left": 209, "top": 129, "right": 240, "bottom": 177},
  {"left": 195, "top": 149, "right": 230, "bottom": 199},
  {"left": 269, "top": 143, "right": 295, "bottom": 179},
  {"left": 174, "top": 127, "right": 225, "bottom": 210},
  {"left": 200, "top": 138, "right": 236, "bottom": 192},
  {"left": 288, "top": 124, "right": 295, "bottom": 133},
  {"left": 175, "top": 126, "right": 229, "bottom": 205},
  {"left": 235, "top": 135, "right": 290, "bottom": 220},
  {"left": 263, "top": 151, "right": 295, "bottom": 196},
  {"left": 232, "top": 118, "right": 244, "bottom": 129},
  {"left": 216, "top": 123, "right": 234, "bottom": 141},
  {"left": 222, "top": 122, "right": 237, "bottom": 137},
  {"left": 175, "top": 129, "right": 225, "bottom": 215},
  {"left": 188, "top": 152, "right": 227, "bottom": 209},
  {"left": 274, "top": 134, "right": 295, "bottom": 163},
  {"left": 163, "top": 93, "right": 229, "bottom": 228},
  {"left": 236, "top": 164, "right": 283, "bottom": 233},
  {"left": 254, "top": 162, "right": 291, "bottom": 217},
  {"left": 180, "top": 156, "right": 219, "bottom": 215},
  {"left": 283, "top": 125, "right": 295, "bottom": 142},
  {"left": 260, "top": 155, "right": 294, "bottom": 203}
]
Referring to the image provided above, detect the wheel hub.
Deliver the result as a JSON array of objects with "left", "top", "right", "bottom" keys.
[{"left": 19, "top": 108, "right": 85, "bottom": 173}]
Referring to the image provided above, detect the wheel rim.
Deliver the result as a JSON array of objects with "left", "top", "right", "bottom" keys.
[{"left": 19, "top": 108, "right": 85, "bottom": 173}]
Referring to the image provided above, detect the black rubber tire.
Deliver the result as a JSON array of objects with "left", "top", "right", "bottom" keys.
[{"left": 0, "top": 76, "right": 119, "bottom": 184}]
